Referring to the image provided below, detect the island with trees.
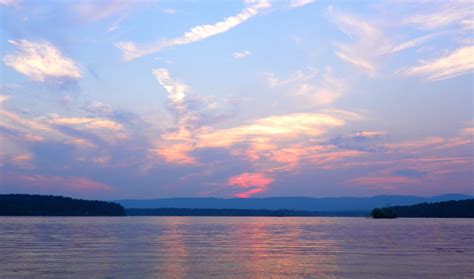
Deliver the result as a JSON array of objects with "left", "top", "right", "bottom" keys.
[
  {"left": 371, "top": 199, "right": 474, "bottom": 218},
  {"left": 0, "top": 194, "right": 125, "bottom": 216}
]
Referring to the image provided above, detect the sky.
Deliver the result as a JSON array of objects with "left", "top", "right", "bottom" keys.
[{"left": 0, "top": 0, "right": 473, "bottom": 199}]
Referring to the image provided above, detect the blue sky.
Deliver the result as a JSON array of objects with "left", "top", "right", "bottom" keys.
[{"left": 0, "top": 0, "right": 473, "bottom": 199}]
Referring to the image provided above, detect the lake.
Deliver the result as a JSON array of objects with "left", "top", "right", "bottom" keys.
[{"left": 0, "top": 217, "right": 473, "bottom": 278}]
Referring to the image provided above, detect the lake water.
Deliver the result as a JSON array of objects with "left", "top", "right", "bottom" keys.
[{"left": 0, "top": 217, "right": 473, "bottom": 278}]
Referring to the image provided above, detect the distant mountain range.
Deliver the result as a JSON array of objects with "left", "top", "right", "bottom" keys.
[{"left": 115, "top": 194, "right": 472, "bottom": 212}]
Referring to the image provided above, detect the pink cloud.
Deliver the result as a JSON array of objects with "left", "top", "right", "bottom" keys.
[
  {"left": 151, "top": 144, "right": 197, "bottom": 165},
  {"left": 228, "top": 172, "right": 274, "bottom": 198},
  {"left": 75, "top": 0, "right": 135, "bottom": 22},
  {"left": 11, "top": 153, "right": 33, "bottom": 164},
  {"left": 349, "top": 175, "right": 417, "bottom": 186},
  {"left": 385, "top": 130, "right": 473, "bottom": 151},
  {"left": 2, "top": 173, "right": 113, "bottom": 196},
  {"left": 234, "top": 188, "right": 265, "bottom": 198}
]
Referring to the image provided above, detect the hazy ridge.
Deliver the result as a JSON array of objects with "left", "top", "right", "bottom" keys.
[{"left": 115, "top": 194, "right": 472, "bottom": 212}]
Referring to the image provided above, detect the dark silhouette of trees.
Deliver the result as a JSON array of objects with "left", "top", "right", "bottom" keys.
[
  {"left": 2, "top": 194, "right": 471, "bottom": 218},
  {"left": 371, "top": 207, "right": 397, "bottom": 218},
  {"left": 0, "top": 194, "right": 125, "bottom": 216},
  {"left": 372, "top": 199, "right": 474, "bottom": 218}
]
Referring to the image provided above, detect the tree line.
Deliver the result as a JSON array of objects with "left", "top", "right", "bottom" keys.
[
  {"left": 371, "top": 199, "right": 474, "bottom": 218},
  {"left": 0, "top": 194, "right": 125, "bottom": 216}
]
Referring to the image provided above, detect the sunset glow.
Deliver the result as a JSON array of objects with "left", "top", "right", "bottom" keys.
[{"left": 0, "top": 0, "right": 472, "bottom": 198}]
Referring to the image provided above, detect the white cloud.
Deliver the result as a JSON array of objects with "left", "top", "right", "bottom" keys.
[
  {"left": 232, "top": 50, "right": 252, "bottom": 59},
  {"left": 334, "top": 51, "right": 376, "bottom": 75},
  {"left": 0, "top": 96, "right": 131, "bottom": 152},
  {"left": 151, "top": 68, "right": 199, "bottom": 164},
  {"left": 0, "top": 95, "right": 9, "bottom": 104},
  {"left": 116, "top": 0, "right": 271, "bottom": 60},
  {"left": 295, "top": 79, "right": 345, "bottom": 106},
  {"left": 3, "top": 40, "right": 81, "bottom": 82},
  {"left": 48, "top": 117, "right": 123, "bottom": 131},
  {"left": 402, "top": 46, "right": 474, "bottom": 81},
  {"left": 404, "top": 3, "right": 472, "bottom": 30},
  {"left": 160, "top": 8, "right": 177, "bottom": 14},
  {"left": 389, "top": 33, "right": 440, "bottom": 54},
  {"left": 308, "top": 70, "right": 347, "bottom": 106},
  {"left": 266, "top": 67, "right": 345, "bottom": 106},
  {"left": 45, "top": 115, "right": 128, "bottom": 143},
  {"left": 197, "top": 113, "right": 345, "bottom": 149},
  {"left": 83, "top": 101, "right": 114, "bottom": 116},
  {"left": 75, "top": 0, "right": 134, "bottom": 22},
  {"left": 265, "top": 67, "right": 318, "bottom": 87},
  {"left": 152, "top": 68, "right": 190, "bottom": 112},
  {"left": 289, "top": 0, "right": 314, "bottom": 8},
  {"left": 328, "top": 7, "right": 388, "bottom": 76},
  {"left": 0, "top": 0, "right": 18, "bottom": 6},
  {"left": 328, "top": 6, "right": 443, "bottom": 77}
]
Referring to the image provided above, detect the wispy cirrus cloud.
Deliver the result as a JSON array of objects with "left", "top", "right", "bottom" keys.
[
  {"left": 403, "top": 2, "right": 473, "bottom": 30},
  {"left": 289, "top": 0, "right": 314, "bottom": 8},
  {"left": 328, "top": 4, "right": 458, "bottom": 77},
  {"left": 342, "top": 124, "right": 474, "bottom": 193},
  {"left": 401, "top": 46, "right": 474, "bottom": 81},
  {"left": 349, "top": 175, "right": 418, "bottom": 187},
  {"left": 232, "top": 50, "right": 252, "bottom": 59},
  {"left": 48, "top": 117, "right": 123, "bottom": 131},
  {"left": 74, "top": 0, "right": 135, "bottom": 23},
  {"left": 72, "top": 0, "right": 147, "bottom": 32},
  {"left": 346, "top": 154, "right": 473, "bottom": 190},
  {"left": 328, "top": 6, "right": 386, "bottom": 76},
  {"left": 1, "top": 173, "right": 113, "bottom": 198},
  {"left": 297, "top": 69, "right": 347, "bottom": 106},
  {"left": 266, "top": 67, "right": 346, "bottom": 106},
  {"left": 9, "top": 153, "right": 34, "bottom": 167},
  {"left": 3, "top": 40, "right": 81, "bottom": 82},
  {"left": 0, "top": 0, "right": 18, "bottom": 6},
  {"left": 116, "top": 0, "right": 271, "bottom": 60},
  {"left": 82, "top": 101, "right": 114, "bottom": 116},
  {"left": 45, "top": 115, "right": 128, "bottom": 144},
  {"left": 392, "top": 169, "right": 426, "bottom": 178},
  {"left": 265, "top": 67, "right": 318, "bottom": 87},
  {"left": 389, "top": 33, "right": 441, "bottom": 54},
  {"left": 0, "top": 96, "right": 136, "bottom": 165},
  {"left": 386, "top": 133, "right": 472, "bottom": 152},
  {"left": 329, "top": 130, "right": 386, "bottom": 152}
]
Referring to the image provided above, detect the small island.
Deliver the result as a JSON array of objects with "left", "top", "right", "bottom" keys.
[
  {"left": 0, "top": 194, "right": 125, "bottom": 216},
  {"left": 371, "top": 199, "right": 474, "bottom": 218},
  {"left": 371, "top": 207, "right": 397, "bottom": 219}
]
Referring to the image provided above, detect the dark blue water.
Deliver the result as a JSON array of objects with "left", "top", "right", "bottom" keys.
[{"left": 1, "top": 217, "right": 473, "bottom": 278}]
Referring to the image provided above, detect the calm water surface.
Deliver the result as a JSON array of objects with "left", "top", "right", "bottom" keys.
[{"left": 0, "top": 217, "right": 473, "bottom": 278}]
